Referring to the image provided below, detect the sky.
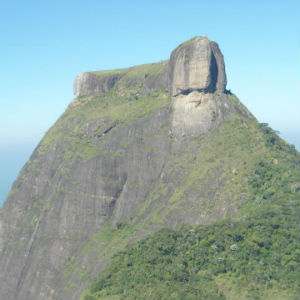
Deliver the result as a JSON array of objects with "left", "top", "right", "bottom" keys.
[{"left": 0, "top": 0, "right": 299, "bottom": 206}]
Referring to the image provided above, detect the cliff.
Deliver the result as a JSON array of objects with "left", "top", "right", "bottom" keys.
[
  {"left": 73, "top": 60, "right": 169, "bottom": 96},
  {"left": 168, "top": 36, "right": 226, "bottom": 96},
  {"left": 0, "top": 37, "right": 299, "bottom": 300}
]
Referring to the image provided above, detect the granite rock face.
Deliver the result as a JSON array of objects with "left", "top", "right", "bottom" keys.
[
  {"left": 171, "top": 91, "right": 232, "bottom": 137},
  {"left": 74, "top": 36, "right": 226, "bottom": 98},
  {"left": 168, "top": 36, "right": 227, "bottom": 96},
  {"left": 74, "top": 62, "right": 169, "bottom": 96},
  {"left": 0, "top": 105, "right": 173, "bottom": 300},
  {"left": 168, "top": 37, "right": 228, "bottom": 137},
  {"left": 74, "top": 72, "right": 123, "bottom": 96},
  {"left": 73, "top": 37, "right": 229, "bottom": 137},
  {"left": 0, "top": 37, "right": 256, "bottom": 300}
]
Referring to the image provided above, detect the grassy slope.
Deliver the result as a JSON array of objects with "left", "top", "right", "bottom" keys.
[
  {"left": 40, "top": 60, "right": 169, "bottom": 159},
  {"left": 91, "top": 60, "right": 168, "bottom": 78},
  {"left": 38, "top": 88, "right": 170, "bottom": 161}
]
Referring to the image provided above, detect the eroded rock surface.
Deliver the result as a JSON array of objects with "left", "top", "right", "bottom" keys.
[
  {"left": 74, "top": 36, "right": 226, "bottom": 98},
  {"left": 74, "top": 72, "right": 123, "bottom": 96},
  {"left": 74, "top": 62, "right": 169, "bottom": 96},
  {"left": 168, "top": 36, "right": 226, "bottom": 96},
  {"left": 169, "top": 36, "right": 228, "bottom": 137},
  {"left": 171, "top": 91, "right": 232, "bottom": 137}
]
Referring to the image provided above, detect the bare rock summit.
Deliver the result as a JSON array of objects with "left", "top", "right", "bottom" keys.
[
  {"left": 73, "top": 37, "right": 230, "bottom": 138},
  {"left": 168, "top": 36, "right": 227, "bottom": 96},
  {"left": 169, "top": 37, "right": 229, "bottom": 137},
  {"left": 73, "top": 36, "right": 226, "bottom": 98}
]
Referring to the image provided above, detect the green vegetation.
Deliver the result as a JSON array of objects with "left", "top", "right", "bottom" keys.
[
  {"left": 83, "top": 205, "right": 300, "bottom": 300},
  {"left": 92, "top": 60, "right": 168, "bottom": 78},
  {"left": 60, "top": 221, "right": 138, "bottom": 295},
  {"left": 38, "top": 88, "right": 171, "bottom": 161},
  {"left": 174, "top": 37, "right": 198, "bottom": 54},
  {"left": 126, "top": 104, "right": 299, "bottom": 231}
]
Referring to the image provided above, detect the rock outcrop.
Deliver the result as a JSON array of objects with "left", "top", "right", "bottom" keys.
[
  {"left": 74, "top": 37, "right": 229, "bottom": 137},
  {"left": 168, "top": 36, "right": 226, "bottom": 96},
  {"left": 74, "top": 72, "right": 123, "bottom": 96},
  {"left": 168, "top": 36, "right": 228, "bottom": 137},
  {"left": 74, "top": 62, "right": 169, "bottom": 96},
  {"left": 74, "top": 36, "right": 226, "bottom": 98},
  {"left": 0, "top": 37, "right": 267, "bottom": 300},
  {"left": 171, "top": 91, "right": 232, "bottom": 137}
]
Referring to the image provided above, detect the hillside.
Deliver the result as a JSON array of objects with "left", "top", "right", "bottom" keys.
[
  {"left": 0, "top": 36, "right": 299, "bottom": 300},
  {"left": 85, "top": 208, "right": 299, "bottom": 300}
]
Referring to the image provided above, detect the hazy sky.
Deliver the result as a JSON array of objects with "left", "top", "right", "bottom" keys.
[{"left": 0, "top": 0, "right": 299, "bottom": 205}]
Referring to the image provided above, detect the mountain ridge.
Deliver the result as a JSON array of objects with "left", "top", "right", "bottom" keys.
[{"left": 0, "top": 36, "right": 299, "bottom": 300}]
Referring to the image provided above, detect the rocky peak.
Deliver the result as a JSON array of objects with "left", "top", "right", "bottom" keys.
[
  {"left": 168, "top": 37, "right": 228, "bottom": 137},
  {"left": 73, "top": 37, "right": 229, "bottom": 138},
  {"left": 168, "top": 36, "right": 227, "bottom": 96},
  {"left": 73, "top": 37, "right": 226, "bottom": 98}
]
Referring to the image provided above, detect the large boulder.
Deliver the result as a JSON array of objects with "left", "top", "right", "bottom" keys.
[{"left": 168, "top": 36, "right": 227, "bottom": 96}]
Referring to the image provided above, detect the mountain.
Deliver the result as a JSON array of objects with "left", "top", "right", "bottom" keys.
[{"left": 0, "top": 36, "right": 299, "bottom": 300}]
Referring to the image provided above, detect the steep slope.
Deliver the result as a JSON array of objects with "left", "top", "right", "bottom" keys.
[{"left": 0, "top": 36, "right": 299, "bottom": 300}]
